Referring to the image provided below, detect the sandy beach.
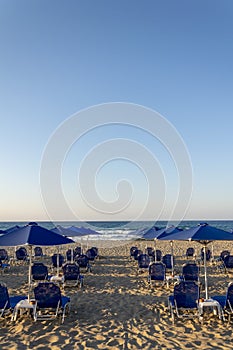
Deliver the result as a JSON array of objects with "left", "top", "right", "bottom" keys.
[{"left": 1, "top": 240, "right": 233, "bottom": 349}]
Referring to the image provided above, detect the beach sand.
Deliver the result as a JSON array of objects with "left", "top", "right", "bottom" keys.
[{"left": 0, "top": 240, "right": 233, "bottom": 349}]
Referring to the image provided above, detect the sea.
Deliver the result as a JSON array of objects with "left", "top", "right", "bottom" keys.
[{"left": 0, "top": 220, "right": 233, "bottom": 240}]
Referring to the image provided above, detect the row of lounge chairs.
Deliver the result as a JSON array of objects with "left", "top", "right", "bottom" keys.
[
  {"left": 169, "top": 281, "right": 233, "bottom": 323},
  {"left": 130, "top": 245, "right": 233, "bottom": 323},
  {"left": 0, "top": 246, "right": 99, "bottom": 272},
  {"left": 31, "top": 262, "right": 84, "bottom": 288},
  {"left": 0, "top": 245, "right": 100, "bottom": 324},
  {"left": 0, "top": 282, "right": 70, "bottom": 323}
]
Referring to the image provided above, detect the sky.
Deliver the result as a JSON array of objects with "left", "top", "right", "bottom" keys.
[{"left": 0, "top": 0, "right": 233, "bottom": 223}]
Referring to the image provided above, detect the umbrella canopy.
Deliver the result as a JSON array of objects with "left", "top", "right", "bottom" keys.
[
  {"left": 155, "top": 226, "right": 183, "bottom": 275},
  {"left": 51, "top": 225, "right": 100, "bottom": 237},
  {"left": 158, "top": 222, "right": 233, "bottom": 243},
  {"left": 0, "top": 223, "right": 74, "bottom": 246},
  {"left": 67, "top": 226, "right": 101, "bottom": 237},
  {"left": 141, "top": 227, "right": 162, "bottom": 239},
  {"left": 159, "top": 223, "right": 233, "bottom": 299},
  {"left": 141, "top": 226, "right": 182, "bottom": 275},
  {"left": 154, "top": 225, "right": 183, "bottom": 239},
  {"left": 0, "top": 222, "right": 74, "bottom": 299},
  {"left": 4, "top": 225, "right": 22, "bottom": 234}
]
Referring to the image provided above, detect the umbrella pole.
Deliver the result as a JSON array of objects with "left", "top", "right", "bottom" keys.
[
  {"left": 28, "top": 245, "right": 32, "bottom": 301},
  {"left": 211, "top": 242, "right": 214, "bottom": 261},
  {"left": 86, "top": 236, "right": 89, "bottom": 251},
  {"left": 57, "top": 247, "right": 60, "bottom": 276},
  {"left": 170, "top": 241, "right": 174, "bottom": 277},
  {"left": 203, "top": 244, "right": 208, "bottom": 300},
  {"left": 81, "top": 238, "right": 83, "bottom": 254},
  {"left": 71, "top": 246, "right": 74, "bottom": 263},
  {"left": 154, "top": 239, "right": 157, "bottom": 262}
]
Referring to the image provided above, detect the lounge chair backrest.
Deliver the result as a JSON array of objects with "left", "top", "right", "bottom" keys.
[
  {"left": 32, "top": 263, "right": 48, "bottom": 280},
  {"left": 16, "top": 247, "right": 27, "bottom": 260},
  {"left": 74, "top": 246, "right": 82, "bottom": 257},
  {"left": 146, "top": 247, "right": 154, "bottom": 257},
  {"left": 0, "top": 283, "right": 10, "bottom": 309},
  {"left": 0, "top": 249, "right": 8, "bottom": 261},
  {"left": 226, "top": 282, "right": 233, "bottom": 309},
  {"left": 174, "top": 281, "right": 199, "bottom": 308},
  {"left": 62, "top": 263, "right": 80, "bottom": 280},
  {"left": 186, "top": 247, "right": 195, "bottom": 257},
  {"left": 130, "top": 246, "right": 138, "bottom": 258},
  {"left": 162, "top": 254, "right": 173, "bottom": 269},
  {"left": 34, "top": 282, "right": 61, "bottom": 308},
  {"left": 91, "top": 247, "right": 98, "bottom": 257},
  {"left": 182, "top": 263, "right": 199, "bottom": 281},
  {"left": 51, "top": 254, "right": 64, "bottom": 268},
  {"left": 155, "top": 250, "right": 162, "bottom": 261},
  {"left": 201, "top": 248, "right": 211, "bottom": 261},
  {"left": 86, "top": 248, "right": 96, "bottom": 261},
  {"left": 34, "top": 246, "right": 43, "bottom": 257},
  {"left": 134, "top": 249, "right": 143, "bottom": 260},
  {"left": 149, "top": 262, "right": 166, "bottom": 281},
  {"left": 66, "top": 249, "right": 72, "bottom": 261},
  {"left": 138, "top": 254, "right": 150, "bottom": 268},
  {"left": 75, "top": 254, "right": 89, "bottom": 268},
  {"left": 220, "top": 250, "right": 230, "bottom": 260},
  {"left": 224, "top": 255, "right": 233, "bottom": 268}
]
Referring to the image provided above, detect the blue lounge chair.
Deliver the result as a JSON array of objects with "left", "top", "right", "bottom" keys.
[
  {"left": 223, "top": 255, "right": 233, "bottom": 269},
  {"left": 31, "top": 262, "right": 49, "bottom": 283},
  {"left": 34, "top": 246, "right": 43, "bottom": 258},
  {"left": 86, "top": 248, "right": 97, "bottom": 262},
  {"left": 168, "top": 281, "right": 200, "bottom": 324},
  {"left": 66, "top": 249, "right": 73, "bottom": 262},
  {"left": 201, "top": 248, "right": 212, "bottom": 262},
  {"left": 145, "top": 247, "right": 155, "bottom": 261},
  {"left": 74, "top": 246, "right": 82, "bottom": 257},
  {"left": 75, "top": 254, "right": 91, "bottom": 272},
  {"left": 91, "top": 247, "right": 99, "bottom": 259},
  {"left": 134, "top": 249, "right": 143, "bottom": 261},
  {"left": 130, "top": 246, "right": 138, "bottom": 259},
  {"left": 137, "top": 254, "right": 150, "bottom": 273},
  {"left": 148, "top": 262, "right": 166, "bottom": 286},
  {"left": 33, "top": 282, "right": 70, "bottom": 323},
  {"left": 0, "top": 249, "right": 9, "bottom": 263},
  {"left": 62, "top": 263, "right": 84, "bottom": 288},
  {"left": 15, "top": 247, "right": 29, "bottom": 264},
  {"left": 185, "top": 247, "right": 195, "bottom": 259},
  {"left": 0, "top": 249, "right": 10, "bottom": 273},
  {"left": 155, "top": 249, "right": 162, "bottom": 262},
  {"left": 220, "top": 250, "right": 230, "bottom": 261},
  {"left": 0, "top": 282, "right": 26, "bottom": 319},
  {"left": 162, "top": 254, "right": 173, "bottom": 269},
  {"left": 182, "top": 263, "right": 200, "bottom": 282},
  {"left": 51, "top": 254, "right": 65, "bottom": 272},
  {"left": 213, "top": 282, "right": 233, "bottom": 321}
]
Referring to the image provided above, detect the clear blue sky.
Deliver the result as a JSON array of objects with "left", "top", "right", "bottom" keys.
[{"left": 0, "top": 0, "right": 233, "bottom": 222}]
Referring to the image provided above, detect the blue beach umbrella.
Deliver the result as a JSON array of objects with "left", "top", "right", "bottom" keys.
[
  {"left": 4, "top": 225, "right": 22, "bottom": 234},
  {"left": 155, "top": 226, "right": 183, "bottom": 275},
  {"left": 141, "top": 226, "right": 182, "bottom": 275},
  {"left": 141, "top": 227, "right": 161, "bottom": 239},
  {"left": 67, "top": 226, "right": 102, "bottom": 252},
  {"left": 67, "top": 226, "right": 100, "bottom": 237},
  {"left": 51, "top": 225, "right": 100, "bottom": 237},
  {"left": 0, "top": 222, "right": 74, "bottom": 299},
  {"left": 50, "top": 225, "right": 88, "bottom": 262},
  {"left": 51, "top": 225, "right": 101, "bottom": 260},
  {"left": 159, "top": 223, "right": 233, "bottom": 299},
  {"left": 0, "top": 223, "right": 74, "bottom": 246}
]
